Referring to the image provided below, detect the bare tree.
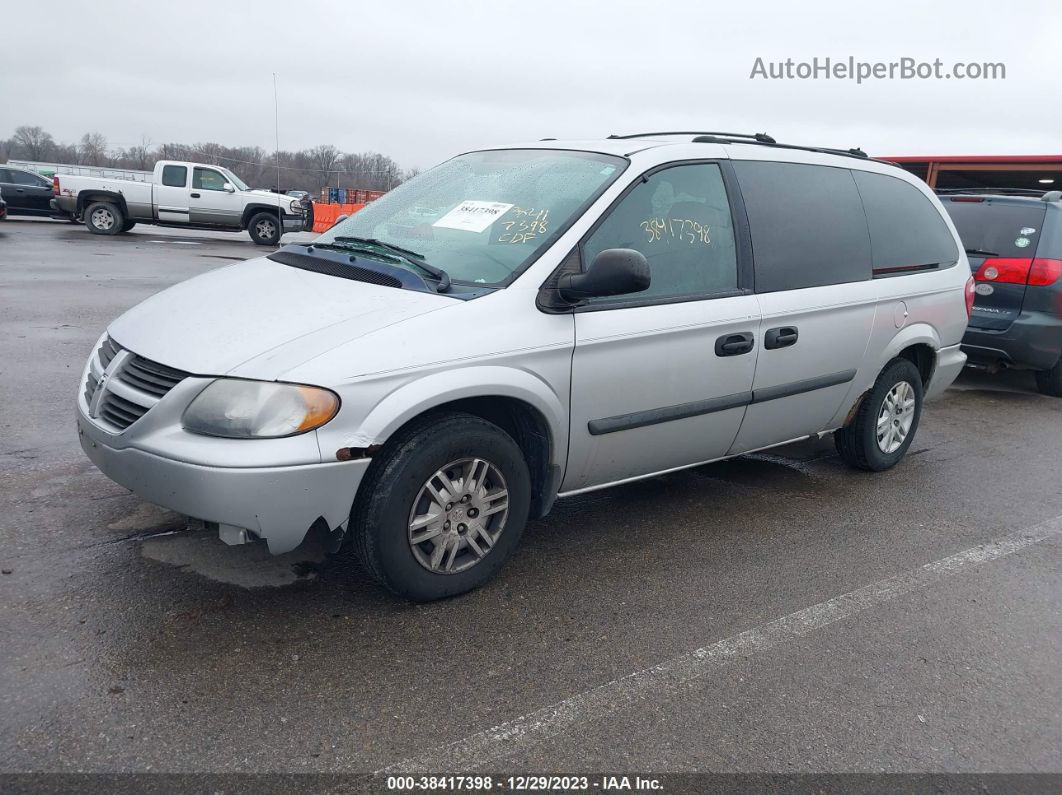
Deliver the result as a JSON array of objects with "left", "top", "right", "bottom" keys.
[
  {"left": 12, "top": 125, "right": 55, "bottom": 160},
  {"left": 309, "top": 144, "right": 342, "bottom": 185},
  {"left": 79, "top": 132, "right": 109, "bottom": 166},
  {"left": 125, "top": 134, "right": 155, "bottom": 170}
]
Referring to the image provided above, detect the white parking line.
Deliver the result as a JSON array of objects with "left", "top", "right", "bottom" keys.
[{"left": 378, "top": 516, "right": 1062, "bottom": 774}]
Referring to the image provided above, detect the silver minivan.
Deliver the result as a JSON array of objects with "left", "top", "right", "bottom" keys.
[{"left": 77, "top": 132, "right": 973, "bottom": 600}]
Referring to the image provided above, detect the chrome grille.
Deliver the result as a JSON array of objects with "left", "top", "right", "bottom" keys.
[
  {"left": 98, "top": 335, "right": 120, "bottom": 369},
  {"left": 84, "top": 336, "right": 120, "bottom": 404},
  {"left": 99, "top": 393, "right": 148, "bottom": 429},
  {"left": 83, "top": 336, "right": 191, "bottom": 432},
  {"left": 119, "top": 356, "right": 188, "bottom": 398}
]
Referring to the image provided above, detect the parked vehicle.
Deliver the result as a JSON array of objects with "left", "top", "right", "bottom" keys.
[
  {"left": 52, "top": 160, "right": 305, "bottom": 245},
  {"left": 0, "top": 188, "right": 7, "bottom": 221},
  {"left": 77, "top": 133, "right": 971, "bottom": 600},
  {"left": 0, "top": 165, "right": 56, "bottom": 216},
  {"left": 939, "top": 189, "right": 1062, "bottom": 396}
]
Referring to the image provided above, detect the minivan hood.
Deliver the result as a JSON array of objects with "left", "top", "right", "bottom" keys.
[{"left": 108, "top": 257, "right": 452, "bottom": 378}]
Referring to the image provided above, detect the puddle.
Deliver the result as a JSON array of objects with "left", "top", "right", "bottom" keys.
[{"left": 140, "top": 524, "right": 326, "bottom": 588}]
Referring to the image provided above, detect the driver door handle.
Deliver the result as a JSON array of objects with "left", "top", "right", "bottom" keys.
[
  {"left": 190, "top": 192, "right": 201, "bottom": 198},
  {"left": 715, "top": 331, "right": 755, "bottom": 356}
]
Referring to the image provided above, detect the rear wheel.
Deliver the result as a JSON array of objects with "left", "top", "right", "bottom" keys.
[
  {"left": 248, "top": 211, "right": 281, "bottom": 245},
  {"left": 1035, "top": 359, "right": 1062, "bottom": 397},
  {"left": 84, "top": 202, "right": 124, "bottom": 236},
  {"left": 350, "top": 412, "right": 531, "bottom": 601},
  {"left": 835, "top": 358, "right": 924, "bottom": 471}
]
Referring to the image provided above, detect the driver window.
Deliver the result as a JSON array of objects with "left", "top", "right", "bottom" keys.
[
  {"left": 193, "top": 168, "right": 227, "bottom": 192},
  {"left": 582, "top": 163, "right": 737, "bottom": 303},
  {"left": 10, "top": 169, "right": 49, "bottom": 187}
]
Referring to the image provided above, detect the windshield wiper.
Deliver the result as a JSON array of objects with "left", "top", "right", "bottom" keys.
[
  {"left": 965, "top": 247, "right": 999, "bottom": 257},
  {"left": 329, "top": 236, "right": 451, "bottom": 292}
]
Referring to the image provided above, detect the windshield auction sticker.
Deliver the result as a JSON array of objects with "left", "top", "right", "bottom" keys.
[{"left": 433, "top": 200, "right": 514, "bottom": 233}]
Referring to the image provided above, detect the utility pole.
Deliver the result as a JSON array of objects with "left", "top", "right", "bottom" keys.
[{"left": 273, "top": 73, "right": 281, "bottom": 194}]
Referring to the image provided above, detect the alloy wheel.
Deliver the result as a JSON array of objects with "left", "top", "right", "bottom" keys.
[
  {"left": 407, "top": 457, "right": 510, "bottom": 574},
  {"left": 876, "top": 380, "right": 916, "bottom": 454},
  {"left": 91, "top": 208, "right": 115, "bottom": 230}
]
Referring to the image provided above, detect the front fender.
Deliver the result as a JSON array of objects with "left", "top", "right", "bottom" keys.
[{"left": 343, "top": 366, "right": 569, "bottom": 467}]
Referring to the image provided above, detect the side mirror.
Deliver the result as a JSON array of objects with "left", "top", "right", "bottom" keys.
[
  {"left": 223, "top": 182, "right": 236, "bottom": 193},
  {"left": 558, "top": 248, "right": 650, "bottom": 302}
]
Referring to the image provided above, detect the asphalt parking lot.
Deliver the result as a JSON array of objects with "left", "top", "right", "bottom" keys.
[{"left": 1, "top": 217, "right": 1060, "bottom": 776}]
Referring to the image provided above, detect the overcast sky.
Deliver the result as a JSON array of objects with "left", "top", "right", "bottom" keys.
[{"left": 1, "top": 0, "right": 1058, "bottom": 171}]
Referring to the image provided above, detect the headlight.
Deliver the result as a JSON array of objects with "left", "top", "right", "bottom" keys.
[
  {"left": 289, "top": 199, "right": 299, "bottom": 213},
  {"left": 182, "top": 379, "right": 339, "bottom": 439}
]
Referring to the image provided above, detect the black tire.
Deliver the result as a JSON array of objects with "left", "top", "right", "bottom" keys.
[
  {"left": 1035, "top": 359, "right": 1062, "bottom": 397},
  {"left": 120, "top": 219, "right": 137, "bottom": 233},
  {"left": 835, "top": 358, "right": 924, "bottom": 471},
  {"left": 248, "top": 211, "right": 281, "bottom": 245},
  {"left": 84, "top": 201, "right": 124, "bottom": 236},
  {"left": 350, "top": 411, "right": 531, "bottom": 601}
]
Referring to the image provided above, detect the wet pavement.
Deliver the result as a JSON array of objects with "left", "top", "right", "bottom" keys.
[{"left": 1, "top": 218, "right": 1060, "bottom": 775}]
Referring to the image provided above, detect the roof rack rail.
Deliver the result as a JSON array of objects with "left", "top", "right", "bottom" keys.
[
  {"left": 935, "top": 187, "right": 1056, "bottom": 199},
  {"left": 702, "top": 136, "right": 870, "bottom": 161},
  {"left": 608, "top": 131, "right": 777, "bottom": 144},
  {"left": 607, "top": 131, "right": 875, "bottom": 163}
]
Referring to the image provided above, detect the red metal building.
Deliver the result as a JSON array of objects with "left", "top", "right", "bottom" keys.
[{"left": 880, "top": 155, "right": 1062, "bottom": 191}]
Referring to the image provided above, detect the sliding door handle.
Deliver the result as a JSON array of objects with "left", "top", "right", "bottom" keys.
[
  {"left": 715, "top": 332, "right": 755, "bottom": 356},
  {"left": 764, "top": 326, "right": 799, "bottom": 349}
]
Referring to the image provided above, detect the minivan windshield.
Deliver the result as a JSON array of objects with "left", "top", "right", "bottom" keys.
[{"left": 315, "top": 149, "right": 626, "bottom": 286}]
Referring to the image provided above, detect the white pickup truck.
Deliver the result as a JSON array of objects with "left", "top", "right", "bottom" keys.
[{"left": 52, "top": 160, "right": 305, "bottom": 245}]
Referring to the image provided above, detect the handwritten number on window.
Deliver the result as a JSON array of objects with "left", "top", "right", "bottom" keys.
[{"left": 639, "top": 217, "right": 712, "bottom": 246}]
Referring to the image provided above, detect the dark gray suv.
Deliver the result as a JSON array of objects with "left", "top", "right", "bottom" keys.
[{"left": 941, "top": 190, "right": 1062, "bottom": 396}]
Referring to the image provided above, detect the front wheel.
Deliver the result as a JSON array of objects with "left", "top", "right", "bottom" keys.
[
  {"left": 247, "top": 211, "right": 281, "bottom": 245},
  {"left": 120, "top": 219, "right": 137, "bottom": 232},
  {"left": 350, "top": 412, "right": 531, "bottom": 601},
  {"left": 84, "top": 201, "right": 124, "bottom": 236},
  {"left": 835, "top": 358, "right": 924, "bottom": 471},
  {"left": 1035, "top": 359, "right": 1062, "bottom": 397}
]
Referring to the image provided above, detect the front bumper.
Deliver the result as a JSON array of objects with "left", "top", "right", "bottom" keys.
[
  {"left": 78, "top": 408, "right": 370, "bottom": 554},
  {"left": 282, "top": 212, "right": 304, "bottom": 232},
  {"left": 925, "top": 343, "right": 966, "bottom": 400},
  {"left": 962, "top": 311, "right": 1062, "bottom": 372}
]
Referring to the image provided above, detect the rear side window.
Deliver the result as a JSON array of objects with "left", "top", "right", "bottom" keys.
[
  {"left": 161, "top": 165, "right": 187, "bottom": 188},
  {"left": 941, "top": 200, "right": 1048, "bottom": 259},
  {"left": 853, "top": 171, "right": 959, "bottom": 272},
  {"left": 733, "top": 161, "right": 871, "bottom": 292}
]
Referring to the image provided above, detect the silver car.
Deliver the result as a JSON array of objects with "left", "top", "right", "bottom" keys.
[{"left": 77, "top": 132, "right": 973, "bottom": 600}]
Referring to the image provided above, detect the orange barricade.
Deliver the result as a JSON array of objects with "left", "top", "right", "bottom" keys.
[
  {"left": 311, "top": 203, "right": 339, "bottom": 233},
  {"left": 311, "top": 202, "right": 366, "bottom": 233}
]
